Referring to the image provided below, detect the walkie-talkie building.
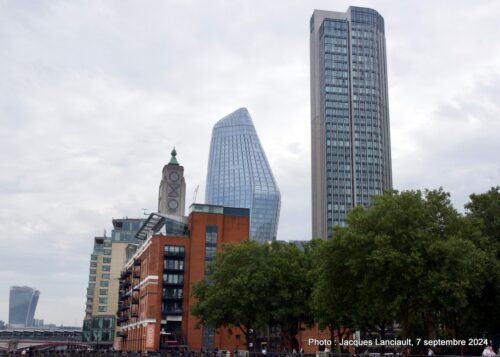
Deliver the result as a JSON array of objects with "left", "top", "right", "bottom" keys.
[
  {"left": 205, "top": 108, "right": 281, "bottom": 243},
  {"left": 9, "top": 286, "right": 40, "bottom": 327},
  {"left": 310, "top": 7, "right": 393, "bottom": 239}
]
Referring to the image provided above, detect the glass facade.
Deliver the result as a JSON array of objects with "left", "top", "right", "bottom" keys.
[
  {"left": 82, "top": 316, "right": 115, "bottom": 344},
  {"left": 311, "top": 7, "right": 392, "bottom": 239},
  {"left": 205, "top": 108, "right": 281, "bottom": 243},
  {"left": 112, "top": 218, "right": 145, "bottom": 242},
  {"left": 8, "top": 286, "right": 40, "bottom": 327},
  {"left": 202, "top": 224, "right": 218, "bottom": 349},
  {"left": 161, "top": 245, "right": 185, "bottom": 345}
]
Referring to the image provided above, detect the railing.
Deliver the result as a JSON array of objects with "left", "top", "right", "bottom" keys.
[{"left": 0, "top": 352, "right": 488, "bottom": 357}]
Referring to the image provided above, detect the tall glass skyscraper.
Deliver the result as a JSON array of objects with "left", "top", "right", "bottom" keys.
[
  {"left": 310, "top": 7, "right": 393, "bottom": 239},
  {"left": 206, "top": 108, "right": 281, "bottom": 243},
  {"left": 9, "top": 286, "right": 40, "bottom": 327}
]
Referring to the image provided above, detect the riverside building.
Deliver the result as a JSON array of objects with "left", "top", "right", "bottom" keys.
[
  {"left": 114, "top": 204, "right": 250, "bottom": 353},
  {"left": 310, "top": 7, "right": 393, "bottom": 239},
  {"left": 82, "top": 218, "right": 145, "bottom": 348}
]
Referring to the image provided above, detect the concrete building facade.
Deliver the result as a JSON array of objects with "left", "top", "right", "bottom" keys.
[
  {"left": 82, "top": 218, "right": 145, "bottom": 348},
  {"left": 310, "top": 7, "right": 393, "bottom": 239}
]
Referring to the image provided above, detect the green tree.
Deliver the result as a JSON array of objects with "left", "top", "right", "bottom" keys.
[
  {"left": 266, "top": 241, "right": 313, "bottom": 350},
  {"left": 314, "top": 189, "right": 489, "bottom": 347},
  {"left": 310, "top": 237, "right": 357, "bottom": 352},
  {"left": 359, "top": 190, "right": 486, "bottom": 340},
  {"left": 458, "top": 187, "right": 500, "bottom": 338},
  {"left": 190, "top": 241, "right": 270, "bottom": 349}
]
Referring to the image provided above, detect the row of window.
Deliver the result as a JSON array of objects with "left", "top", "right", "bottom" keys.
[
  {"left": 325, "top": 61, "right": 349, "bottom": 70},
  {"left": 324, "top": 45, "right": 348, "bottom": 54},
  {"left": 324, "top": 37, "right": 348, "bottom": 46},
  {"left": 205, "top": 225, "right": 218, "bottom": 275},
  {"left": 164, "top": 259, "right": 184, "bottom": 271},
  {"left": 325, "top": 86, "right": 349, "bottom": 94},
  {"left": 89, "top": 273, "right": 110, "bottom": 281},
  {"left": 163, "top": 273, "right": 183, "bottom": 284},
  {"left": 163, "top": 288, "right": 183, "bottom": 299},
  {"left": 93, "top": 249, "right": 112, "bottom": 255},
  {"left": 351, "top": 38, "right": 378, "bottom": 47},
  {"left": 323, "top": 20, "right": 348, "bottom": 30},
  {"left": 164, "top": 245, "right": 185, "bottom": 256},
  {"left": 324, "top": 53, "right": 348, "bottom": 62}
]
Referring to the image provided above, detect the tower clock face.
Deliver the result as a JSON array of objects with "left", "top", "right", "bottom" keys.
[
  {"left": 168, "top": 199, "right": 179, "bottom": 209},
  {"left": 169, "top": 171, "right": 180, "bottom": 182}
]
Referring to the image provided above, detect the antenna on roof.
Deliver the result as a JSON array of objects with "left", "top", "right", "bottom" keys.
[{"left": 103, "top": 229, "right": 106, "bottom": 237}]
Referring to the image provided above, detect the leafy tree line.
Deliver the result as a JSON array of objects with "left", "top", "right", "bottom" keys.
[{"left": 191, "top": 188, "right": 500, "bottom": 352}]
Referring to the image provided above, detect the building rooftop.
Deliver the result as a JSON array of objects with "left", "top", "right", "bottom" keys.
[
  {"left": 135, "top": 205, "right": 250, "bottom": 240},
  {"left": 190, "top": 203, "right": 250, "bottom": 217}
]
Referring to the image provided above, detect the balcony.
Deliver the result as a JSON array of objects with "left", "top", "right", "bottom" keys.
[
  {"left": 133, "top": 258, "right": 141, "bottom": 266},
  {"left": 162, "top": 293, "right": 183, "bottom": 300},
  {"left": 120, "top": 271, "right": 130, "bottom": 279},
  {"left": 162, "top": 308, "right": 182, "bottom": 316},
  {"left": 117, "top": 317, "right": 129, "bottom": 326}
]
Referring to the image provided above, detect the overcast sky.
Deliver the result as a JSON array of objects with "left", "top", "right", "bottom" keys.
[{"left": 1, "top": 0, "right": 499, "bottom": 326}]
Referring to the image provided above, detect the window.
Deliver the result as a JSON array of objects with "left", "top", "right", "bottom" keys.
[
  {"left": 103, "top": 257, "right": 111, "bottom": 263},
  {"left": 163, "top": 274, "right": 183, "bottom": 284},
  {"left": 164, "top": 245, "right": 185, "bottom": 256},
  {"left": 99, "top": 297, "right": 108, "bottom": 304},
  {"left": 164, "top": 259, "right": 184, "bottom": 271},
  {"left": 104, "top": 249, "right": 112, "bottom": 255},
  {"left": 100, "top": 281, "right": 109, "bottom": 287},
  {"left": 102, "top": 265, "right": 111, "bottom": 272},
  {"left": 98, "top": 306, "right": 107, "bottom": 312},
  {"left": 101, "top": 273, "right": 110, "bottom": 279},
  {"left": 99, "top": 289, "right": 108, "bottom": 296},
  {"left": 163, "top": 288, "right": 183, "bottom": 299}
]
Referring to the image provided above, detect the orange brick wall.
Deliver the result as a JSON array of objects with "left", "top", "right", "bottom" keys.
[{"left": 117, "top": 210, "right": 249, "bottom": 352}]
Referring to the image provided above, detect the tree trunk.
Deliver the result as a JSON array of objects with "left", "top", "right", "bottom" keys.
[
  {"left": 424, "top": 311, "right": 436, "bottom": 340},
  {"left": 329, "top": 323, "right": 336, "bottom": 353},
  {"left": 336, "top": 326, "right": 348, "bottom": 354}
]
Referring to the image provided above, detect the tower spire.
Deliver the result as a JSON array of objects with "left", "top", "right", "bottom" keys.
[{"left": 169, "top": 147, "right": 179, "bottom": 165}]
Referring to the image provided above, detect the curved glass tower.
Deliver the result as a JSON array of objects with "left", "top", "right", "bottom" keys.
[
  {"left": 9, "top": 286, "right": 40, "bottom": 327},
  {"left": 310, "top": 7, "right": 393, "bottom": 239},
  {"left": 206, "top": 108, "right": 281, "bottom": 243}
]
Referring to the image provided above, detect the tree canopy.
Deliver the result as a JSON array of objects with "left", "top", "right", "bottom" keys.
[
  {"left": 191, "top": 188, "right": 499, "bottom": 352},
  {"left": 190, "top": 240, "right": 312, "bottom": 350}
]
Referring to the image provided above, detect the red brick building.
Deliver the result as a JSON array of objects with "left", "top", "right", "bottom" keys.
[{"left": 114, "top": 204, "right": 250, "bottom": 353}]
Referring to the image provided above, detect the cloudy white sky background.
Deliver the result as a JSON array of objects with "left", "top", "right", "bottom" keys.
[{"left": 1, "top": 0, "right": 499, "bottom": 326}]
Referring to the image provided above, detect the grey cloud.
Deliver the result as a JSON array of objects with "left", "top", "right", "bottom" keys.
[{"left": 1, "top": 0, "right": 499, "bottom": 325}]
